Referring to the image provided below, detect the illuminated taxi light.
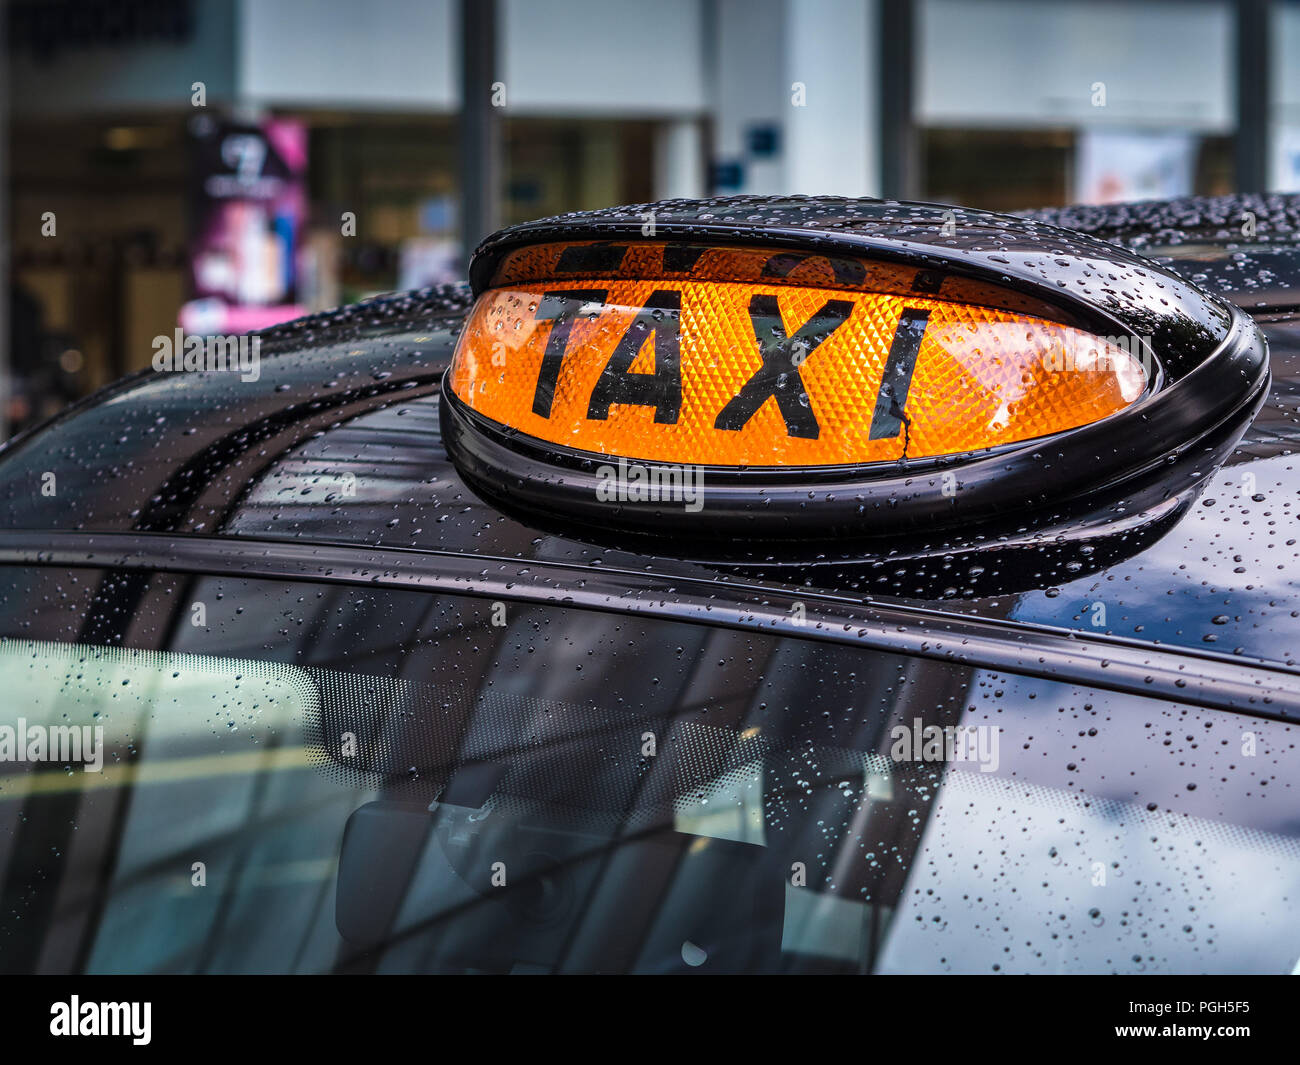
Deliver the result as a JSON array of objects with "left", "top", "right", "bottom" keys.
[{"left": 447, "top": 279, "right": 1148, "bottom": 467}]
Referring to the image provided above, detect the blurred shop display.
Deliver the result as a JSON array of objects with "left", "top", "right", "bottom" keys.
[
  {"left": 1274, "top": 128, "right": 1300, "bottom": 192},
  {"left": 181, "top": 116, "right": 308, "bottom": 334},
  {"left": 1074, "top": 130, "right": 1198, "bottom": 204},
  {"left": 398, "top": 195, "right": 461, "bottom": 290},
  {"left": 398, "top": 238, "right": 462, "bottom": 291}
]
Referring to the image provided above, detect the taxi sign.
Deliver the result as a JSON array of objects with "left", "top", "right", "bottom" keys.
[
  {"left": 441, "top": 198, "right": 1268, "bottom": 538},
  {"left": 448, "top": 246, "right": 1148, "bottom": 467}
]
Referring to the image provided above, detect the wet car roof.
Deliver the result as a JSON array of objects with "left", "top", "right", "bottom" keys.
[
  {"left": 1026, "top": 192, "right": 1300, "bottom": 312},
  {"left": 0, "top": 195, "right": 1297, "bottom": 716}
]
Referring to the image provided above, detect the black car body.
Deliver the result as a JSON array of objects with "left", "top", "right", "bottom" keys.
[{"left": 0, "top": 194, "right": 1297, "bottom": 974}]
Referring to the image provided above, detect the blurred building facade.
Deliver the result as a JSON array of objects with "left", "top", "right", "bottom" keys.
[{"left": 5, "top": 0, "right": 1299, "bottom": 430}]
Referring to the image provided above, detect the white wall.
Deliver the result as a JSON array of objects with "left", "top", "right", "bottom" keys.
[
  {"left": 501, "top": 0, "right": 708, "bottom": 116},
  {"left": 655, "top": 119, "right": 707, "bottom": 199},
  {"left": 919, "top": 0, "right": 1233, "bottom": 132},
  {"left": 239, "top": 0, "right": 708, "bottom": 116},
  {"left": 238, "top": 0, "right": 457, "bottom": 110},
  {"left": 15, "top": 0, "right": 706, "bottom": 118}
]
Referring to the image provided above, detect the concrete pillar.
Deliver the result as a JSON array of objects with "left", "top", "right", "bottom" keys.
[
  {"left": 712, "top": 0, "right": 787, "bottom": 196},
  {"left": 784, "top": 0, "right": 880, "bottom": 198},
  {"left": 460, "top": 0, "right": 502, "bottom": 255},
  {"left": 654, "top": 119, "right": 706, "bottom": 200}
]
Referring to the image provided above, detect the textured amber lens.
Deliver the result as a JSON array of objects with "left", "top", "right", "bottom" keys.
[{"left": 448, "top": 279, "right": 1147, "bottom": 467}]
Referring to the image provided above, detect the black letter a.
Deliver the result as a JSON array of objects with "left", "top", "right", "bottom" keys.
[{"left": 587, "top": 290, "right": 682, "bottom": 424}]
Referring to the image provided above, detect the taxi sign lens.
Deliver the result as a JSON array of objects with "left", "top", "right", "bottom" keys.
[{"left": 449, "top": 278, "right": 1149, "bottom": 468}]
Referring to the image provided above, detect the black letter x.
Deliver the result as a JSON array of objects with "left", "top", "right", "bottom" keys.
[{"left": 714, "top": 295, "right": 854, "bottom": 439}]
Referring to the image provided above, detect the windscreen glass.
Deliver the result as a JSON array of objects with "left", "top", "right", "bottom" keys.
[{"left": 0, "top": 567, "right": 1295, "bottom": 974}]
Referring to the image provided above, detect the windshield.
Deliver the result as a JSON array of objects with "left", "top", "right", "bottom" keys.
[{"left": 0, "top": 566, "right": 1295, "bottom": 974}]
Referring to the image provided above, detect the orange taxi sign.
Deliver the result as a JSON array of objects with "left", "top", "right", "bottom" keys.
[{"left": 447, "top": 244, "right": 1147, "bottom": 468}]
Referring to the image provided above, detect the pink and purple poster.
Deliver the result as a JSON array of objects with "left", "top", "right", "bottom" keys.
[{"left": 183, "top": 115, "right": 308, "bottom": 335}]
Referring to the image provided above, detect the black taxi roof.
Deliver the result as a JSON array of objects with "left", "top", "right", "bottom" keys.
[{"left": 0, "top": 195, "right": 1297, "bottom": 720}]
